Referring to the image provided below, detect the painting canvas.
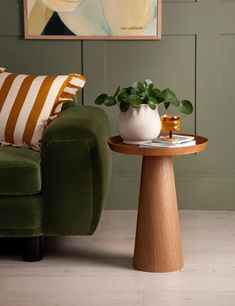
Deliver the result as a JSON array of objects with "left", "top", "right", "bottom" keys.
[{"left": 24, "top": 0, "right": 162, "bottom": 40}]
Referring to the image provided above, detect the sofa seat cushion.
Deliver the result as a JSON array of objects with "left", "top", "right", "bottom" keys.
[
  {"left": 0, "top": 195, "right": 43, "bottom": 233},
  {"left": 0, "top": 147, "right": 41, "bottom": 195}
]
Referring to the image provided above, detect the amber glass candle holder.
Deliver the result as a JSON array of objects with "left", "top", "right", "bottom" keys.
[{"left": 161, "top": 114, "right": 181, "bottom": 139}]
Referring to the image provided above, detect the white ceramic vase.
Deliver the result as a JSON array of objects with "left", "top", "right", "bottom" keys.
[{"left": 118, "top": 104, "right": 161, "bottom": 144}]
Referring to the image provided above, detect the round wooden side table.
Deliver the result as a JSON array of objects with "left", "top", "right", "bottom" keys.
[{"left": 108, "top": 135, "right": 208, "bottom": 273}]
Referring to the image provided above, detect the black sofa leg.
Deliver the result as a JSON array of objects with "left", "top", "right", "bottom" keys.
[{"left": 22, "top": 236, "right": 44, "bottom": 262}]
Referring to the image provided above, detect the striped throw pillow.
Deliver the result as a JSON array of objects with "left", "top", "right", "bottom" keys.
[{"left": 0, "top": 68, "right": 86, "bottom": 150}]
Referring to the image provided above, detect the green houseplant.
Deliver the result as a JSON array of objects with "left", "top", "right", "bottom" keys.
[
  {"left": 95, "top": 79, "right": 193, "bottom": 114},
  {"left": 95, "top": 80, "right": 193, "bottom": 144}
]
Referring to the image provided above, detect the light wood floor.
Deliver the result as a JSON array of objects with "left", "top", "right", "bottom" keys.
[{"left": 0, "top": 211, "right": 235, "bottom": 306}]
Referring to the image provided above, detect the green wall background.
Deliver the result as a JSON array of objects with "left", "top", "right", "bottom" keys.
[{"left": 0, "top": 0, "right": 235, "bottom": 210}]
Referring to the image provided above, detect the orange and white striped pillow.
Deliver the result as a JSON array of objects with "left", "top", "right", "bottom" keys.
[{"left": 0, "top": 68, "right": 86, "bottom": 150}]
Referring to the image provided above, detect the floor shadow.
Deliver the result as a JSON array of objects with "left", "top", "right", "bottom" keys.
[
  {"left": 0, "top": 237, "right": 22, "bottom": 261},
  {"left": 45, "top": 237, "right": 134, "bottom": 270},
  {"left": 0, "top": 237, "right": 134, "bottom": 270}
]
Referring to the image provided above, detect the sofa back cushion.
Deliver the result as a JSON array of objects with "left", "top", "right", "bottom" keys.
[{"left": 0, "top": 68, "right": 86, "bottom": 149}]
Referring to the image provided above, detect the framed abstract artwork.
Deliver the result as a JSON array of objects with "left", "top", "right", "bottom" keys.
[{"left": 24, "top": 0, "right": 162, "bottom": 40}]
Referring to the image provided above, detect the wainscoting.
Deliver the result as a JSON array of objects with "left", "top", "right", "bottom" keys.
[{"left": 0, "top": 0, "right": 235, "bottom": 209}]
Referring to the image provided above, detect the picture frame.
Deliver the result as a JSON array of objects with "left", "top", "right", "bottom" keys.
[{"left": 24, "top": 0, "right": 162, "bottom": 40}]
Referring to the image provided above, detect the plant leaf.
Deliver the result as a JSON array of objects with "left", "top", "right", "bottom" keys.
[
  {"left": 95, "top": 93, "right": 108, "bottom": 105},
  {"left": 117, "top": 92, "right": 128, "bottom": 102},
  {"left": 156, "top": 95, "right": 165, "bottom": 103},
  {"left": 172, "top": 99, "right": 181, "bottom": 107},
  {"left": 144, "top": 79, "right": 153, "bottom": 89},
  {"left": 145, "top": 79, "right": 153, "bottom": 86},
  {"left": 140, "top": 92, "right": 148, "bottom": 103},
  {"left": 127, "top": 95, "right": 142, "bottom": 108},
  {"left": 161, "top": 88, "right": 177, "bottom": 103},
  {"left": 179, "top": 100, "right": 193, "bottom": 114},
  {"left": 153, "top": 88, "right": 161, "bottom": 96},
  {"left": 104, "top": 96, "right": 116, "bottom": 106},
  {"left": 113, "top": 86, "right": 120, "bottom": 98},
  {"left": 119, "top": 102, "right": 130, "bottom": 112},
  {"left": 164, "top": 102, "right": 170, "bottom": 110},
  {"left": 148, "top": 100, "right": 157, "bottom": 110},
  {"left": 137, "top": 82, "right": 145, "bottom": 93},
  {"left": 120, "top": 87, "right": 132, "bottom": 97},
  {"left": 148, "top": 87, "right": 160, "bottom": 98}
]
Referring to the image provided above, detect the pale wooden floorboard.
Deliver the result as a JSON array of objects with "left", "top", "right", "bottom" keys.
[{"left": 0, "top": 211, "right": 235, "bottom": 306}]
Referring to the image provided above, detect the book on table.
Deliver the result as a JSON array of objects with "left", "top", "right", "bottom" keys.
[
  {"left": 139, "top": 134, "right": 196, "bottom": 148},
  {"left": 153, "top": 134, "right": 195, "bottom": 145}
]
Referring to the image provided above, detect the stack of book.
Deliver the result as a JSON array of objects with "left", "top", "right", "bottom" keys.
[{"left": 140, "top": 135, "right": 196, "bottom": 148}]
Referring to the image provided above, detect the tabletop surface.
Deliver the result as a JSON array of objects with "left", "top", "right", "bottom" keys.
[{"left": 107, "top": 134, "right": 208, "bottom": 157}]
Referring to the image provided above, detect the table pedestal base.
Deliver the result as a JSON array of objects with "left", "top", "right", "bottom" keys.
[{"left": 133, "top": 156, "right": 184, "bottom": 272}]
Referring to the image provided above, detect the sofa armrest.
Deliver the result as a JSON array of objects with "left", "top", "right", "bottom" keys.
[{"left": 41, "top": 105, "right": 112, "bottom": 235}]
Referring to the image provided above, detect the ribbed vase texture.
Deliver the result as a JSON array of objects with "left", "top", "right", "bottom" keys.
[{"left": 118, "top": 104, "right": 161, "bottom": 144}]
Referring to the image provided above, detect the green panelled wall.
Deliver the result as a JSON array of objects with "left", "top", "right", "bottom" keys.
[{"left": 0, "top": 0, "right": 235, "bottom": 210}]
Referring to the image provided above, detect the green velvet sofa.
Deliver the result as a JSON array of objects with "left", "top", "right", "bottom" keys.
[{"left": 0, "top": 105, "right": 112, "bottom": 261}]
